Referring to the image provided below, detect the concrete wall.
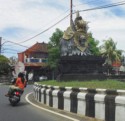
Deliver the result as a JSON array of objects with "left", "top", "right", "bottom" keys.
[
  {"left": 0, "top": 76, "right": 11, "bottom": 83},
  {"left": 33, "top": 83, "right": 125, "bottom": 121}
]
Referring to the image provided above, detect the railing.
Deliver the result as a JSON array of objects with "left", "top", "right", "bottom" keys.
[
  {"left": 34, "top": 83, "right": 125, "bottom": 121},
  {"left": 25, "top": 58, "right": 48, "bottom": 63}
]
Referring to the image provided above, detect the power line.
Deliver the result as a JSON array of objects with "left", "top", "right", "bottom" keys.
[
  {"left": 18, "top": 9, "right": 70, "bottom": 44},
  {"left": 2, "top": 39, "right": 29, "bottom": 48},
  {"left": 2, "top": 48, "right": 20, "bottom": 52},
  {"left": 1, "top": 51, "right": 18, "bottom": 54},
  {"left": 2, "top": 39, "right": 48, "bottom": 54},
  {"left": 18, "top": 1, "right": 125, "bottom": 44},
  {"left": 78, "top": 1, "right": 125, "bottom": 13},
  {"left": 3, "top": 1, "right": 125, "bottom": 46},
  {"left": 74, "top": 0, "right": 105, "bottom": 7},
  {"left": 2, "top": 9, "right": 70, "bottom": 45},
  {"left": 2, "top": 1, "right": 125, "bottom": 57},
  {"left": 18, "top": 14, "right": 70, "bottom": 44}
]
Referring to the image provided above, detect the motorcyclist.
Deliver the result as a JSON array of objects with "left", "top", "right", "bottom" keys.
[{"left": 5, "top": 72, "right": 27, "bottom": 97}]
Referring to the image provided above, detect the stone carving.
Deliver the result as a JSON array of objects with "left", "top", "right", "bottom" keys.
[{"left": 60, "top": 11, "right": 91, "bottom": 56}]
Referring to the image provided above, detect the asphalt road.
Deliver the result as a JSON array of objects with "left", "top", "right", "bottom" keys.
[
  {"left": 0, "top": 84, "right": 98, "bottom": 121},
  {"left": 0, "top": 84, "right": 83, "bottom": 121}
]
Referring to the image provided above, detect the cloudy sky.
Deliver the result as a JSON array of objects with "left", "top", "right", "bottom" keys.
[{"left": 0, "top": 0, "right": 125, "bottom": 57}]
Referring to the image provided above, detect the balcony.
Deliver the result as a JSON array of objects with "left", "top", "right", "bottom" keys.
[
  {"left": 25, "top": 58, "right": 47, "bottom": 63},
  {"left": 24, "top": 58, "right": 48, "bottom": 67}
]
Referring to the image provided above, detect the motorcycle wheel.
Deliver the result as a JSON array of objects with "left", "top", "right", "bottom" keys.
[{"left": 9, "top": 96, "right": 20, "bottom": 106}]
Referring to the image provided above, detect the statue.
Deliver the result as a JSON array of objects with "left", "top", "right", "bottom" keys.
[
  {"left": 60, "top": 11, "right": 91, "bottom": 56},
  {"left": 57, "top": 11, "right": 106, "bottom": 81}
]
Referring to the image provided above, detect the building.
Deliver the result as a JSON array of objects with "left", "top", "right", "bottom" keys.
[{"left": 18, "top": 42, "right": 50, "bottom": 81}]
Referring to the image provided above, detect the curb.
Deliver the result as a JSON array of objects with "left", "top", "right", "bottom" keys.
[
  {"left": 33, "top": 83, "right": 125, "bottom": 121},
  {"left": 26, "top": 92, "right": 102, "bottom": 121}
]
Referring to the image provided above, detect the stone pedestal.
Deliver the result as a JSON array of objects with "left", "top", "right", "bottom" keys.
[{"left": 57, "top": 55, "right": 106, "bottom": 81}]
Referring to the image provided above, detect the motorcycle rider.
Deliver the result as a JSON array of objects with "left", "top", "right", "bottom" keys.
[{"left": 5, "top": 72, "right": 27, "bottom": 97}]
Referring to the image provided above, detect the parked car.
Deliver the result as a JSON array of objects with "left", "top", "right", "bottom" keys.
[{"left": 39, "top": 76, "right": 47, "bottom": 81}]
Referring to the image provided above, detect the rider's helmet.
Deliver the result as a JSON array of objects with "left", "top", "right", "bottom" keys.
[{"left": 18, "top": 72, "right": 24, "bottom": 78}]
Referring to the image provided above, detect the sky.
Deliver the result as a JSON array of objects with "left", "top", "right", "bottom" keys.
[{"left": 0, "top": 0, "right": 125, "bottom": 58}]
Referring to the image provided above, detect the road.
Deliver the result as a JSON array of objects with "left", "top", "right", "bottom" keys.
[{"left": 0, "top": 84, "right": 82, "bottom": 121}]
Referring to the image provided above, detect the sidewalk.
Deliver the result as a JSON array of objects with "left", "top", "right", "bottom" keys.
[{"left": 28, "top": 93, "right": 104, "bottom": 121}]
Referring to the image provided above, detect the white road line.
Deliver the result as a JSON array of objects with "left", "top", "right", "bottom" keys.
[{"left": 25, "top": 92, "right": 80, "bottom": 121}]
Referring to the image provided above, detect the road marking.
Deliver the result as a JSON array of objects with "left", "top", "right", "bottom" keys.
[{"left": 25, "top": 92, "right": 80, "bottom": 121}]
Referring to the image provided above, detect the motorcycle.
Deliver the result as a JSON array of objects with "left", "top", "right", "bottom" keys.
[{"left": 9, "top": 89, "right": 23, "bottom": 106}]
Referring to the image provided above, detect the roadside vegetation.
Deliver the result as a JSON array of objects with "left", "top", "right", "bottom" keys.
[
  {"left": 47, "top": 28, "right": 124, "bottom": 78},
  {"left": 38, "top": 80, "right": 125, "bottom": 90},
  {"left": 0, "top": 55, "right": 11, "bottom": 75}
]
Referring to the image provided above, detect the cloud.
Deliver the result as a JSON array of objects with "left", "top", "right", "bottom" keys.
[
  {"left": 76, "top": 3, "right": 125, "bottom": 51},
  {"left": 0, "top": 0, "right": 125, "bottom": 57}
]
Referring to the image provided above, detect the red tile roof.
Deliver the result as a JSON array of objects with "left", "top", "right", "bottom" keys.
[{"left": 25, "top": 42, "right": 48, "bottom": 53}]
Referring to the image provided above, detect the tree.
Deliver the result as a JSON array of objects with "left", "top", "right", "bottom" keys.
[
  {"left": 100, "top": 38, "right": 123, "bottom": 74},
  {"left": 48, "top": 28, "right": 63, "bottom": 78},
  {"left": 88, "top": 33, "right": 100, "bottom": 55},
  {"left": 49, "top": 28, "right": 63, "bottom": 47},
  {"left": 0, "top": 55, "right": 11, "bottom": 75}
]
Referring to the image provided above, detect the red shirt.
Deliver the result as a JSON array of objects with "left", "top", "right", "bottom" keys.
[{"left": 15, "top": 77, "right": 26, "bottom": 90}]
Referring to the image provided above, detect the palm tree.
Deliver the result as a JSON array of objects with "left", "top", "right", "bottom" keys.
[{"left": 100, "top": 38, "right": 123, "bottom": 75}]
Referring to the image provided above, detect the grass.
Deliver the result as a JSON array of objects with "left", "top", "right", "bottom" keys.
[{"left": 38, "top": 80, "right": 125, "bottom": 90}]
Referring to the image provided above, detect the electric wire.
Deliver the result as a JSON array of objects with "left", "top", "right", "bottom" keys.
[
  {"left": 2, "top": 39, "right": 29, "bottom": 48},
  {"left": 18, "top": 9, "right": 70, "bottom": 44},
  {"left": 2, "top": 38, "right": 48, "bottom": 54},
  {"left": 1, "top": 51, "right": 18, "bottom": 54},
  {"left": 78, "top": 1, "right": 125, "bottom": 13},
  {"left": 17, "top": 14, "right": 70, "bottom": 44},
  {"left": 2, "top": 48, "right": 20, "bottom": 52},
  {"left": 17, "top": 1, "right": 125, "bottom": 44},
  {"left": 2, "top": 0, "right": 125, "bottom": 56},
  {"left": 74, "top": 0, "right": 106, "bottom": 7}
]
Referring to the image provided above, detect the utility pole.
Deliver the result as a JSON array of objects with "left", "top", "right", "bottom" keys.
[
  {"left": 70, "top": 0, "right": 73, "bottom": 26},
  {"left": 0, "top": 37, "right": 2, "bottom": 55}
]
